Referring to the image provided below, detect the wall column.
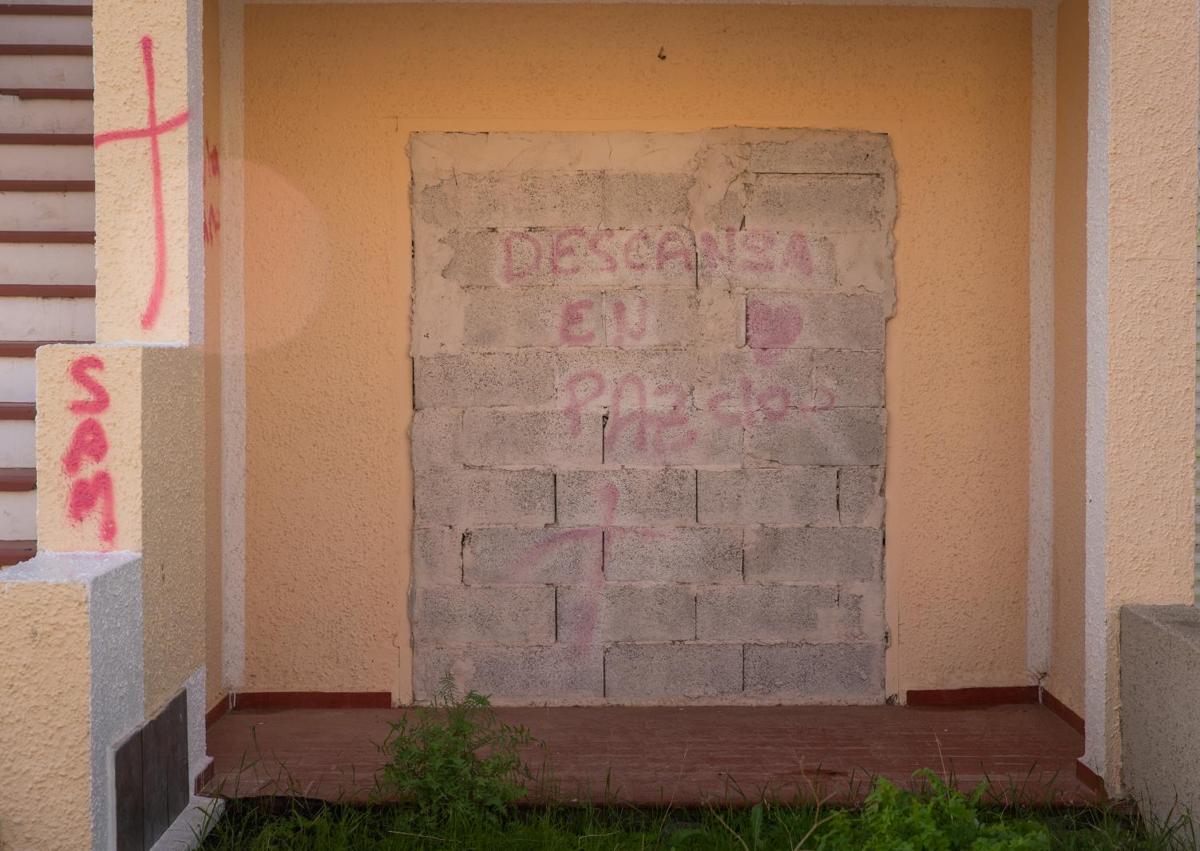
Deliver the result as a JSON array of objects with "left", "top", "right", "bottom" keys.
[
  {"left": 0, "top": 0, "right": 213, "bottom": 847},
  {"left": 1084, "top": 0, "right": 1198, "bottom": 789}
]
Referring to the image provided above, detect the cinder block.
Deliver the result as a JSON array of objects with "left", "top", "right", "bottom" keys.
[
  {"left": 745, "top": 408, "right": 884, "bottom": 466},
  {"left": 412, "top": 409, "right": 463, "bottom": 469},
  {"left": 604, "top": 643, "right": 743, "bottom": 699},
  {"left": 745, "top": 174, "right": 887, "bottom": 232},
  {"left": 603, "top": 408, "right": 741, "bottom": 468},
  {"left": 415, "top": 469, "right": 555, "bottom": 526},
  {"left": 414, "top": 352, "right": 555, "bottom": 409},
  {"left": 598, "top": 290, "right": 741, "bottom": 350},
  {"left": 463, "top": 289, "right": 606, "bottom": 348},
  {"left": 746, "top": 294, "right": 885, "bottom": 352},
  {"left": 605, "top": 527, "right": 743, "bottom": 584},
  {"left": 825, "top": 582, "right": 886, "bottom": 642},
  {"left": 744, "top": 527, "right": 881, "bottom": 583},
  {"left": 747, "top": 131, "right": 893, "bottom": 175},
  {"left": 412, "top": 586, "right": 555, "bottom": 645},
  {"left": 839, "top": 466, "right": 884, "bottom": 527},
  {"left": 414, "top": 644, "right": 603, "bottom": 702},
  {"left": 556, "top": 350, "right": 701, "bottom": 415},
  {"left": 557, "top": 469, "right": 696, "bottom": 527},
  {"left": 418, "top": 172, "right": 604, "bottom": 227},
  {"left": 462, "top": 409, "right": 601, "bottom": 467},
  {"left": 463, "top": 526, "right": 602, "bottom": 585},
  {"left": 833, "top": 231, "right": 894, "bottom": 298},
  {"left": 413, "top": 526, "right": 463, "bottom": 586},
  {"left": 697, "top": 468, "right": 836, "bottom": 526},
  {"left": 696, "top": 585, "right": 839, "bottom": 642},
  {"left": 697, "top": 228, "right": 836, "bottom": 291},
  {"left": 699, "top": 350, "right": 812, "bottom": 424},
  {"left": 744, "top": 643, "right": 885, "bottom": 701},
  {"left": 602, "top": 173, "right": 692, "bottom": 227},
  {"left": 445, "top": 228, "right": 697, "bottom": 289},
  {"left": 557, "top": 584, "right": 695, "bottom": 643},
  {"left": 813, "top": 350, "right": 884, "bottom": 407}
]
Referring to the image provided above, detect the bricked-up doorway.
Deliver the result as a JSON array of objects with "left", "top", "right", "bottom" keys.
[{"left": 410, "top": 130, "right": 894, "bottom": 704}]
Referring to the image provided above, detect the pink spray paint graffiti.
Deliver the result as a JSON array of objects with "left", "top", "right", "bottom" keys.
[
  {"left": 203, "top": 137, "right": 220, "bottom": 245},
  {"left": 93, "top": 36, "right": 190, "bottom": 330},
  {"left": 62, "top": 356, "right": 117, "bottom": 546},
  {"left": 502, "top": 227, "right": 695, "bottom": 285},
  {"left": 517, "top": 484, "right": 666, "bottom": 653},
  {"left": 746, "top": 299, "right": 804, "bottom": 366}
]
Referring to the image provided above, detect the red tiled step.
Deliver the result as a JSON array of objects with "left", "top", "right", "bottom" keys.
[
  {"left": 0, "top": 403, "right": 34, "bottom": 421},
  {"left": 0, "top": 338, "right": 93, "bottom": 357},
  {"left": 0, "top": 230, "right": 94, "bottom": 243},
  {"left": 0, "top": 284, "right": 95, "bottom": 298},
  {"left": 0, "top": 133, "right": 92, "bottom": 145},
  {"left": 0, "top": 179, "right": 94, "bottom": 192},
  {"left": 0, "top": 540, "right": 35, "bottom": 569},
  {"left": 0, "top": 468, "right": 35, "bottom": 492},
  {"left": 0, "top": 44, "right": 91, "bottom": 56},
  {"left": 0, "top": 4, "right": 92, "bottom": 14},
  {"left": 0, "top": 88, "right": 93, "bottom": 100}
]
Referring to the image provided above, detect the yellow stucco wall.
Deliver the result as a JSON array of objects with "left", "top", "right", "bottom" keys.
[
  {"left": 242, "top": 4, "right": 1032, "bottom": 699},
  {"left": 1049, "top": 0, "right": 1088, "bottom": 718},
  {"left": 93, "top": 0, "right": 197, "bottom": 345},
  {"left": 1097, "top": 0, "right": 1198, "bottom": 781},
  {"left": 0, "top": 582, "right": 93, "bottom": 851},
  {"left": 36, "top": 345, "right": 205, "bottom": 717}
]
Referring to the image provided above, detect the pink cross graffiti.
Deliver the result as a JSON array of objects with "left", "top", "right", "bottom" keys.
[
  {"left": 93, "top": 36, "right": 189, "bottom": 331},
  {"left": 521, "top": 483, "right": 665, "bottom": 652}
]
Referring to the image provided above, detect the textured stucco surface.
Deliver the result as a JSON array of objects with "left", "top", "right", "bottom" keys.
[
  {"left": 1048, "top": 0, "right": 1087, "bottom": 718},
  {"left": 93, "top": 0, "right": 200, "bottom": 344},
  {"left": 87, "top": 552, "right": 145, "bottom": 851},
  {"left": 0, "top": 553, "right": 145, "bottom": 851},
  {"left": 36, "top": 344, "right": 206, "bottom": 718},
  {"left": 37, "top": 344, "right": 145, "bottom": 553},
  {"left": 1085, "top": 0, "right": 1198, "bottom": 782},
  {"left": 0, "top": 580, "right": 90, "bottom": 851},
  {"left": 141, "top": 346, "right": 206, "bottom": 716},
  {"left": 243, "top": 4, "right": 1032, "bottom": 699},
  {"left": 1120, "top": 606, "right": 1200, "bottom": 823}
]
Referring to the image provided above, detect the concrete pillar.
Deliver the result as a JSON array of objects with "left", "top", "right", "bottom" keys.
[
  {"left": 93, "top": 0, "right": 204, "bottom": 345},
  {"left": 1084, "top": 0, "right": 1199, "bottom": 790},
  {"left": 0, "top": 1, "right": 213, "bottom": 847}
]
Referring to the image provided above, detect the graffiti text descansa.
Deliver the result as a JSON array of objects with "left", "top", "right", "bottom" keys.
[{"left": 501, "top": 227, "right": 818, "bottom": 285}]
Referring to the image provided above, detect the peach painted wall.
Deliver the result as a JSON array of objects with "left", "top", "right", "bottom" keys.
[
  {"left": 203, "top": 0, "right": 225, "bottom": 713},
  {"left": 241, "top": 4, "right": 1032, "bottom": 700},
  {"left": 1048, "top": 0, "right": 1088, "bottom": 718}
]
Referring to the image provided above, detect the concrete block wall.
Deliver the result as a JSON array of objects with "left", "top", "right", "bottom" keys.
[{"left": 410, "top": 130, "right": 895, "bottom": 704}]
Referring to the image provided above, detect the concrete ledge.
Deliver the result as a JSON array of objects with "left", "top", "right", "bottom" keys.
[
  {"left": 149, "top": 796, "right": 224, "bottom": 851},
  {"left": 1121, "top": 605, "right": 1200, "bottom": 825},
  {"left": 0, "top": 551, "right": 144, "bottom": 851}
]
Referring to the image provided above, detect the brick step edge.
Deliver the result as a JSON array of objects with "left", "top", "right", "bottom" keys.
[
  {"left": 0, "top": 229, "right": 94, "bottom": 243},
  {"left": 0, "top": 467, "right": 35, "bottom": 491},
  {"left": 0, "top": 44, "right": 92, "bottom": 56},
  {"left": 0, "top": 540, "right": 35, "bottom": 569},
  {"left": 0, "top": 284, "right": 95, "bottom": 298},
  {"left": 0, "top": 338, "right": 95, "bottom": 356},
  {"left": 0, "top": 133, "right": 92, "bottom": 145},
  {"left": 0, "top": 180, "right": 95, "bottom": 192},
  {"left": 0, "top": 4, "right": 92, "bottom": 15},
  {"left": 0, "top": 402, "right": 34, "bottom": 420},
  {"left": 0, "top": 88, "right": 93, "bottom": 100}
]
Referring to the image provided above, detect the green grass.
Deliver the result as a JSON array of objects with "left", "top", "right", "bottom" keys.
[{"left": 197, "top": 786, "right": 1194, "bottom": 850}]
